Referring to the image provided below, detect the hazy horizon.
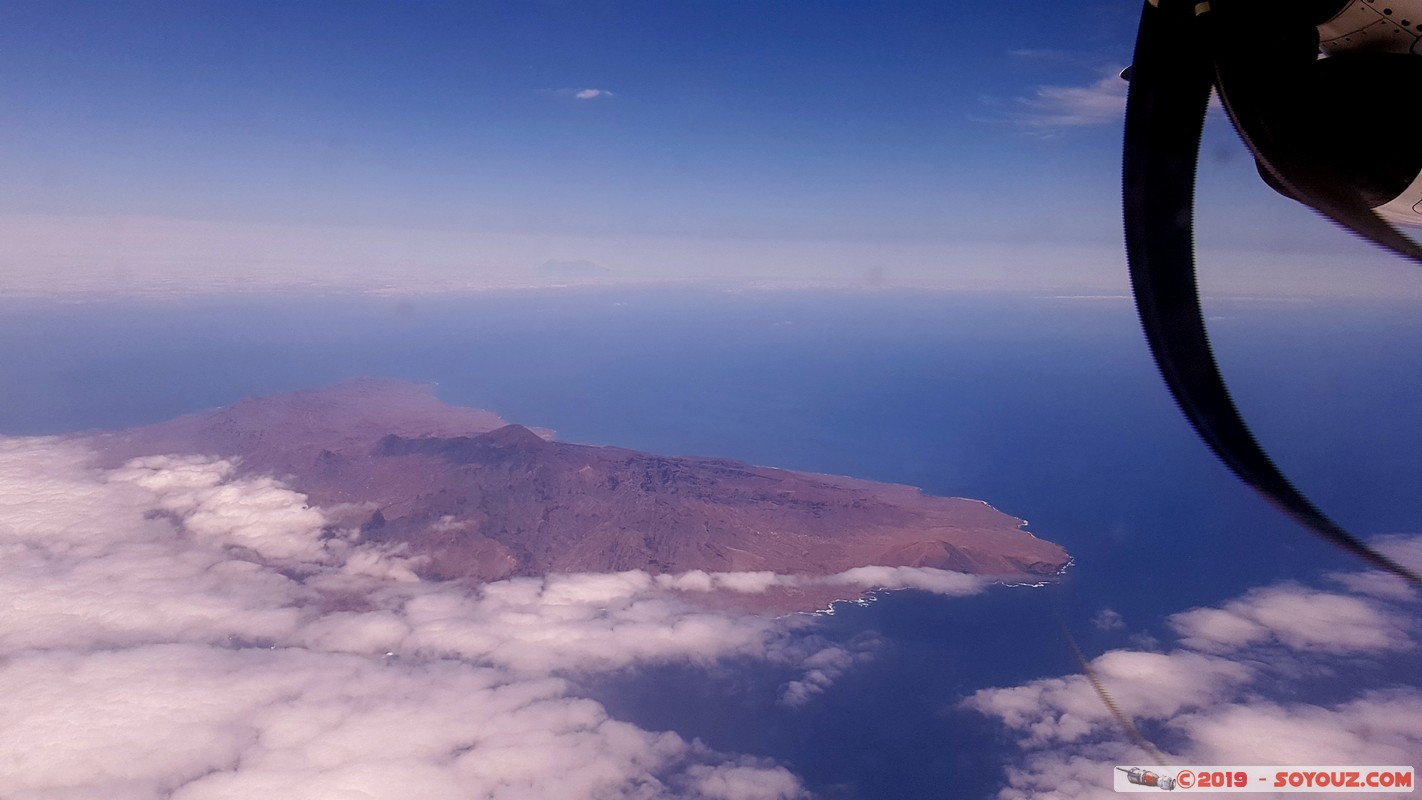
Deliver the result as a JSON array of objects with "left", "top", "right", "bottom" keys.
[{"left": 5, "top": 2, "right": 1421, "bottom": 299}]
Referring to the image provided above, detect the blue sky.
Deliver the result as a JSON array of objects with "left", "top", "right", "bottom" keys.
[{"left": 1, "top": 1, "right": 1413, "bottom": 295}]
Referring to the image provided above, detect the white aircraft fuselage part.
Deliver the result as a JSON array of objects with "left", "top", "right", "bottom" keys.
[{"left": 1319, "top": 0, "right": 1422, "bottom": 224}]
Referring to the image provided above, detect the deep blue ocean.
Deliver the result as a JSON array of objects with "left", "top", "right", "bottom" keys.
[{"left": 2, "top": 287, "right": 1419, "bottom": 797}]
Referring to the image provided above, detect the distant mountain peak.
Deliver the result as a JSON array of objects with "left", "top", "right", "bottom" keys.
[{"left": 479, "top": 424, "right": 547, "bottom": 448}]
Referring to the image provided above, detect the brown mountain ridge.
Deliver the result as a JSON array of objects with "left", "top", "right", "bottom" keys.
[{"left": 90, "top": 380, "right": 1070, "bottom": 593}]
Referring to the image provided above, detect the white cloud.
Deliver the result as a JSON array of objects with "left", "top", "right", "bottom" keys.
[
  {"left": 988, "top": 64, "right": 1227, "bottom": 135},
  {"left": 1091, "top": 608, "right": 1124, "bottom": 631},
  {"left": 776, "top": 639, "right": 878, "bottom": 708},
  {"left": 1327, "top": 568, "right": 1419, "bottom": 602},
  {"left": 1376, "top": 533, "right": 1422, "bottom": 572},
  {"left": 111, "top": 454, "right": 332, "bottom": 561},
  {"left": 651, "top": 565, "right": 986, "bottom": 599},
  {"left": 1175, "top": 692, "right": 1422, "bottom": 765},
  {"left": 687, "top": 762, "right": 808, "bottom": 800},
  {"left": 964, "top": 649, "right": 1252, "bottom": 747},
  {"left": 544, "top": 87, "right": 616, "bottom": 101},
  {"left": 1169, "top": 583, "right": 1413, "bottom": 654},
  {"left": 0, "top": 436, "right": 836, "bottom": 798},
  {"left": 1007, "top": 67, "right": 1128, "bottom": 131},
  {"left": 4, "top": 643, "right": 799, "bottom": 800},
  {"left": 387, "top": 575, "right": 812, "bottom": 675},
  {"left": 994, "top": 64, "right": 1234, "bottom": 135},
  {"left": 825, "top": 565, "right": 985, "bottom": 595},
  {"left": 967, "top": 541, "right": 1422, "bottom": 799},
  {"left": 0, "top": 442, "right": 314, "bottom": 652},
  {"left": 1331, "top": 536, "right": 1422, "bottom": 601}
]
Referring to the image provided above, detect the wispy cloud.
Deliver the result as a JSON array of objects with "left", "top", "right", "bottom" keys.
[
  {"left": 986, "top": 61, "right": 1231, "bottom": 135},
  {"left": 1092, "top": 608, "right": 1125, "bottom": 631},
  {"left": 1170, "top": 583, "right": 1412, "bottom": 654},
  {"left": 1005, "top": 48, "right": 1083, "bottom": 62},
  {"left": 549, "top": 87, "right": 617, "bottom": 101},
  {"left": 966, "top": 543, "right": 1422, "bottom": 799},
  {"left": 1009, "top": 67, "right": 1129, "bottom": 131}
]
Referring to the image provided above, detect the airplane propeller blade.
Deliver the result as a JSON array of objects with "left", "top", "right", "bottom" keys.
[{"left": 1122, "top": 0, "right": 1422, "bottom": 584}]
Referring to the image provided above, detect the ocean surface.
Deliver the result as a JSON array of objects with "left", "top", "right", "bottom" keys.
[{"left": 2, "top": 286, "right": 1419, "bottom": 797}]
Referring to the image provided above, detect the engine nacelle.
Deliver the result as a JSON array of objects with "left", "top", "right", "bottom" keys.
[
  {"left": 1318, "top": 0, "right": 1422, "bottom": 56},
  {"left": 1316, "top": 0, "right": 1422, "bottom": 224}
]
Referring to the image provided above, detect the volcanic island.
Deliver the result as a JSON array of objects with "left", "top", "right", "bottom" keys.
[{"left": 88, "top": 380, "right": 1070, "bottom": 611}]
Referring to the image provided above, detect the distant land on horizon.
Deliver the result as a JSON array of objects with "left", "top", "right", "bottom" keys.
[
  {"left": 86, "top": 380, "right": 1069, "bottom": 609},
  {"left": 537, "top": 259, "right": 613, "bottom": 279}
]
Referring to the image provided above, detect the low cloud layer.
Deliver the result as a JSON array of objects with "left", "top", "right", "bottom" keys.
[
  {"left": 0, "top": 437, "right": 983, "bottom": 798},
  {"left": 653, "top": 564, "right": 984, "bottom": 599},
  {"left": 966, "top": 541, "right": 1422, "bottom": 799}
]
